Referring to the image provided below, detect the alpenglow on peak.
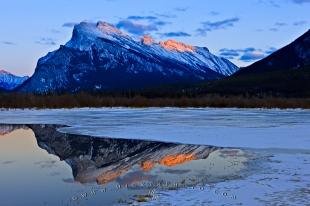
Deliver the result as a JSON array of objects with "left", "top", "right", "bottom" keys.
[
  {"left": 160, "top": 40, "right": 196, "bottom": 52},
  {"left": 18, "top": 20, "right": 239, "bottom": 93}
]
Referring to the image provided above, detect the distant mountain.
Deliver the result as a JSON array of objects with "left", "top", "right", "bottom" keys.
[
  {"left": 0, "top": 70, "right": 28, "bottom": 91},
  {"left": 18, "top": 21, "right": 238, "bottom": 93},
  {"left": 200, "top": 30, "right": 310, "bottom": 97}
]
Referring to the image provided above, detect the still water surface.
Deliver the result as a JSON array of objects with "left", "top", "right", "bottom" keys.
[
  {"left": 0, "top": 108, "right": 309, "bottom": 205},
  {"left": 0, "top": 124, "right": 255, "bottom": 205}
]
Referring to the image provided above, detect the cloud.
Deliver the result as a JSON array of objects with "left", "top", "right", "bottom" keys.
[
  {"left": 197, "top": 17, "right": 239, "bottom": 36},
  {"left": 219, "top": 47, "right": 277, "bottom": 62},
  {"left": 154, "top": 21, "right": 169, "bottom": 26},
  {"left": 259, "top": 0, "right": 280, "bottom": 7},
  {"left": 35, "top": 38, "right": 57, "bottom": 46},
  {"left": 243, "top": 47, "right": 256, "bottom": 52},
  {"left": 2, "top": 41, "right": 15, "bottom": 45},
  {"left": 259, "top": 0, "right": 310, "bottom": 8},
  {"left": 62, "top": 22, "right": 78, "bottom": 28},
  {"left": 261, "top": 0, "right": 309, "bottom": 5},
  {"left": 293, "top": 20, "right": 307, "bottom": 26},
  {"left": 116, "top": 20, "right": 158, "bottom": 35},
  {"left": 274, "top": 22, "right": 286, "bottom": 27},
  {"left": 265, "top": 47, "right": 277, "bottom": 55},
  {"left": 160, "top": 32, "right": 191, "bottom": 38},
  {"left": 127, "top": 16, "right": 157, "bottom": 21},
  {"left": 209, "top": 11, "right": 220, "bottom": 16},
  {"left": 239, "top": 48, "right": 271, "bottom": 61},
  {"left": 50, "top": 29, "right": 61, "bottom": 34},
  {"left": 269, "top": 28, "right": 278, "bottom": 32},
  {"left": 219, "top": 48, "right": 240, "bottom": 59},
  {"left": 152, "top": 12, "right": 177, "bottom": 19},
  {"left": 291, "top": 0, "right": 310, "bottom": 4},
  {"left": 116, "top": 16, "right": 169, "bottom": 35},
  {"left": 240, "top": 51, "right": 265, "bottom": 61},
  {"left": 174, "top": 7, "right": 189, "bottom": 12},
  {"left": 269, "top": 22, "right": 287, "bottom": 32}
]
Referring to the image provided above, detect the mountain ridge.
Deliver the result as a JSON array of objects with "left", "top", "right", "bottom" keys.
[
  {"left": 195, "top": 29, "right": 310, "bottom": 97},
  {"left": 18, "top": 21, "right": 239, "bottom": 93},
  {"left": 236, "top": 29, "right": 310, "bottom": 75}
]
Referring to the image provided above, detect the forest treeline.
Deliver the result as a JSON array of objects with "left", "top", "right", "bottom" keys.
[{"left": 1, "top": 92, "right": 310, "bottom": 109}]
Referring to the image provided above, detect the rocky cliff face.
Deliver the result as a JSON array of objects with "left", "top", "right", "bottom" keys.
[{"left": 19, "top": 21, "right": 239, "bottom": 93}]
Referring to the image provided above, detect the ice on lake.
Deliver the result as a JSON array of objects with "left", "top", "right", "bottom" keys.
[
  {"left": 0, "top": 108, "right": 309, "bottom": 205},
  {"left": 1, "top": 108, "right": 310, "bottom": 149}
]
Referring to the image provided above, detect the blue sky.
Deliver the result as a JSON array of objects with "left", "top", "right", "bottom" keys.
[{"left": 0, "top": 0, "right": 309, "bottom": 76}]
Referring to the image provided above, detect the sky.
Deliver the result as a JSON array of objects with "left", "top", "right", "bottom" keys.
[{"left": 0, "top": 0, "right": 309, "bottom": 76}]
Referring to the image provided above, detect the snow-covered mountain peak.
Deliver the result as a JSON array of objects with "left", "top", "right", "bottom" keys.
[
  {"left": 0, "top": 69, "right": 29, "bottom": 90},
  {"left": 0, "top": 69, "right": 10, "bottom": 74},
  {"left": 141, "top": 35, "right": 155, "bottom": 45},
  {"left": 72, "top": 21, "right": 126, "bottom": 38},
  {"left": 96, "top": 21, "right": 125, "bottom": 36},
  {"left": 66, "top": 21, "right": 129, "bottom": 50},
  {"left": 159, "top": 40, "right": 196, "bottom": 52}
]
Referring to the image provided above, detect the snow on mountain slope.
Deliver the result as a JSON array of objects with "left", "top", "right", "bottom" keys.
[
  {"left": 0, "top": 70, "right": 29, "bottom": 91},
  {"left": 66, "top": 21, "right": 238, "bottom": 76},
  {"left": 18, "top": 21, "right": 239, "bottom": 93}
]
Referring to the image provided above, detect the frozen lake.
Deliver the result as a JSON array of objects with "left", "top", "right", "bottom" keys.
[
  {"left": 0, "top": 108, "right": 309, "bottom": 205},
  {"left": 0, "top": 108, "right": 310, "bottom": 149}
]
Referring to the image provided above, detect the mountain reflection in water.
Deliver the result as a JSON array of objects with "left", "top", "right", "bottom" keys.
[{"left": 0, "top": 124, "right": 253, "bottom": 205}]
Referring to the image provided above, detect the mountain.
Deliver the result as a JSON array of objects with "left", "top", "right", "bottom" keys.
[
  {"left": 237, "top": 29, "right": 310, "bottom": 75},
  {"left": 199, "top": 30, "right": 310, "bottom": 97},
  {"left": 0, "top": 70, "right": 28, "bottom": 91},
  {"left": 18, "top": 21, "right": 238, "bottom": 93}
]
